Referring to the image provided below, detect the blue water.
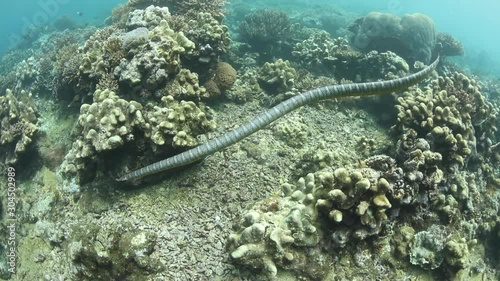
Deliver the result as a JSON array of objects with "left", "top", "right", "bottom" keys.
[
  {"left": 0, "top": 0, "right": 125, "bottom": 54},
  {"left": 0, "top": 0, "right": 499, "bottom": 75}
]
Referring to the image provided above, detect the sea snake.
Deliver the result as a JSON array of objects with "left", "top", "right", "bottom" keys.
[{"left": 118, "top": 56, "right": 439, "bottom": 181}]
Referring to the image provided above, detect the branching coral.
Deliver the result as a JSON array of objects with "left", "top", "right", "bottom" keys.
[
  {"left": 238, "top": 9, "right": 291, "bottom": 52},
  {"left": 437, "top": 32, "right": 465, "bottom": 57}
]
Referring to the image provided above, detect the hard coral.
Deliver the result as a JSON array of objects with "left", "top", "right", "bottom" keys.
[
  {"left": 395, "top": 72, "right": 497, "bottom": 169},
  {"left": 184, "top": 12, "right": 231, "bottom": 62},
  {"left": 164, "top": 69, "right": 208, "bottom": 99},
  {"left": 350, "top": 12, "right": 436, "bottom": 64},
  {"left": 292, "top": 31, "right": 361, "bottom": 76},
  {"left": 229, "top": 157, "right": 406, "bottom": 279},
  {"left": 143, "top": 95, "right": 216, "bottom": 147},
  {"left": 115, "top": 17, "right": 195, "bottom": 91},
  {"left": 258, "top": 59, "right": 297, "bottom": 94},
  {"left": 0, "top": 89, "right": 38, "bottom": 164},
  {"left": 437, "top": 32, "right": 465, "bottom": 57},
  {"left": 238, "top": 9, "right": 291, "bottom": 51},
  {"left": 168, "top": 0, "right": 226, "bottom": 20},
  {"left": 213, "top": 62, "right": 237, "bottom": 91}
]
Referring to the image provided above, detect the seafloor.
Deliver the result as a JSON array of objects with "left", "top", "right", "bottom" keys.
[{"left": 0, "top": 0, "right": 499, "bottom": 281}]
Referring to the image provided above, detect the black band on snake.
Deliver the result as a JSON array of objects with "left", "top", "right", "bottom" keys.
[{"left": 118, "top": 56, "right": 439, "bottom": 182}]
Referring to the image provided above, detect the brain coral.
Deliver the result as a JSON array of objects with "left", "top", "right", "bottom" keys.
[{"left": 213, "top": 62, "right": 237, "bottom": 91}]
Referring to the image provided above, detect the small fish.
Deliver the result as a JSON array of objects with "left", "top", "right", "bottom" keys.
[{"left": 76, "top": 11, "right": 83, "bottom": 16}]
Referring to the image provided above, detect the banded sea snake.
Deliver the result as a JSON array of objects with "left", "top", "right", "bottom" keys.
[{"left": 118, "top": 56, "right": 439, "bottom": 182}]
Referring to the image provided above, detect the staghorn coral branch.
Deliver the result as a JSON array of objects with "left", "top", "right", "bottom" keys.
[{"left": 118, "top": 56, "right": 440, "bottom": 181}]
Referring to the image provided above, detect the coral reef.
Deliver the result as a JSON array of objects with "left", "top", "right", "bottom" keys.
[
  {"left": 437, "top": 32, "right": 465, "bottom": 57},
  {"left": 292, "top": 31, "right": 361, "bottom": 74},
  {"left": 238, "top": 9, "right": 291, "bottom": 53},
  {"left": 228, "top": 155, "right": 407, "bottom": 279},
  {"left": 3, "top": 1, "right": 500, "bottom": 281},
  {"left": 184, "top": 12, "right": 231, "bottom": 63},
  {"left": 59, "top": 88, "right": 215, "bottom": 184},
  {"left": 115, "top": 15, "right": 195, "bottom": 92},
  {"left": 0, "top": 89, "right": 38, "bottom": 164},
  {"left": 394, "top": 72, "right": 498, "bottom": 170},
  {"left": 258, "top": 59, "right": 297, "bottom": 94},
  {"left": 143, "top": 95, "right": 216, "bottom": 147},
  {"left": 350, "top": 12, "right": 437, "bottom": 64}
]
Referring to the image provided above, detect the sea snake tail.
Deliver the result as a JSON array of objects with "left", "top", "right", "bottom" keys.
[{"left": 118, "top": 56, "right": 439, "bottom": 182}]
